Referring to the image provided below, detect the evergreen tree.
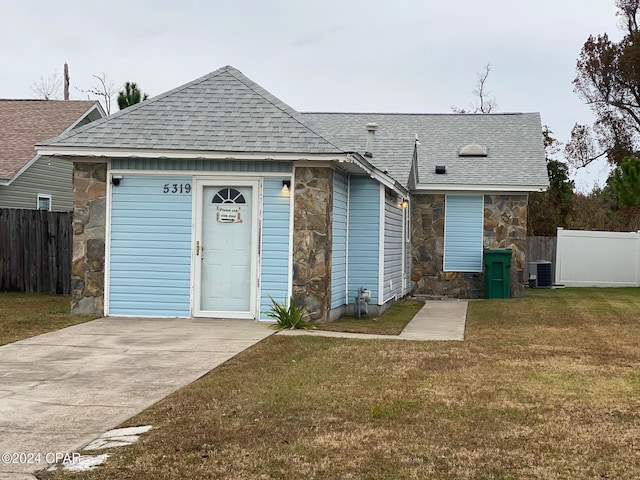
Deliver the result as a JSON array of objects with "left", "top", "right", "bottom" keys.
[
  {"left": 528, "top": 128, "right": 575, "bottom": 236},
  {"left": 117, "top": 82, "right": 149, "bottom": 110},
  {"left": 612, "top": 156, "right": 640, "bottom": 208}
]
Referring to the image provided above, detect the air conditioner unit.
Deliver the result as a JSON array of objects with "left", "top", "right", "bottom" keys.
[{"left": 528, "top": 261, "right": 553, "bottom": 288}]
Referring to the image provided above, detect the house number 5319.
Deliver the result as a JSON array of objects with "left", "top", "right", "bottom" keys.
[{"left": 163, "top": 183, "right": 192, "bottom": 194}]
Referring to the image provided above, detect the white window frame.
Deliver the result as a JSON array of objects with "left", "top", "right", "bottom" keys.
[{"left": 37, "top": 193, "right": 52, "bottom": 211}]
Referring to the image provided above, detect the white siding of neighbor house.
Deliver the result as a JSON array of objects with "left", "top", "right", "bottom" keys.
[
  {"left": 0, "top": 157, "right": 73, "bottom": 211},
  {"left": 444, "top": 195, "right": 484, "bottom": 272},
  {"left": 383, "top": 191, "right": 404, "bottom": 303},
  {"left": 108, "top": 175, "right": 193, "bottom": 317},
  {"left": 348, "top": 176, "right": 380, "bottom": 304},
  {"left": 331, "top": 171, "right": 348, "bottom": 309}
]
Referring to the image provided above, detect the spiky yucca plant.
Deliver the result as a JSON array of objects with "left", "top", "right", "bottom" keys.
[{"left": 266, "top": 296, "right": 313, "bottom": 330}]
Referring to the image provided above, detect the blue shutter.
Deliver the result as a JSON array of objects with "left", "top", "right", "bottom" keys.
[{"left": 444, "top": 195, "right": 483, "bottom": 272}]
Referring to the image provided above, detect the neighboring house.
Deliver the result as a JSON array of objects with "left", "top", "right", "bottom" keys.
[
  {"left": 0, "top": 100, "right": 104, "bottom": 211},
  {"left": 37, "top": 66, "right": 548, "bottom": 320}
]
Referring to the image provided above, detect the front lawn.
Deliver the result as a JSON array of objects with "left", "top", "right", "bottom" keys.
[
  {"left": 39, "top": 288, "right": 640, "bottom": 479},
  {"left": 0, "top": 293, "right": 97, "bottom": 346},
  {"left": 316, "top": 298, "right": 425, "bottom": 335}
]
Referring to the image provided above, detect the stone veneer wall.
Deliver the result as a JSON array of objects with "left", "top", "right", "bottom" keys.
[
  {"left": 411, "top": 194, "right": 528, "bottom": 298},
  {"left": 483, "top": 195, "right": 528, "bottom": 297},
  {"left": 292, "top": 167, "right": 333, "bottom": 322},
  {"left": 71, "top": 162, "right": 107, "bottom": 315}
]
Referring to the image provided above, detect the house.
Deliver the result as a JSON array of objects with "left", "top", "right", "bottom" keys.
[
  {"left": 0, "top": 100, "right": 105, "bottom": 211},
  {"left": 301, "top": 112, "right": 548, "bottom": 298},
  {"left": 37, "top": 66, "right": 548, "bottom": 320}
]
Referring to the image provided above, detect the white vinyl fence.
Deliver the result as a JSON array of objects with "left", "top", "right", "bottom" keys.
[{"left": 555, "top": 228, "right": 640, "bottom": 287}]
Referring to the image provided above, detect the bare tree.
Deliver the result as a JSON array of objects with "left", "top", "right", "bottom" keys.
[
  {"left": 31, "top": 70, "right": 62, "bottom": 100},
  {"left": 566, "top": 0, "right": 640, "bottom": 168},
  {"left": 77, "top": 73, "right": 118, "bottom": 114},
  {"left": 452, "top": 62, "right": 498, "bottom": 114}
]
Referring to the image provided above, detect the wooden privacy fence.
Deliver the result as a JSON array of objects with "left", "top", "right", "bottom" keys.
[{"left": 0, "top": 208, "right": 72, "bottom": 294}]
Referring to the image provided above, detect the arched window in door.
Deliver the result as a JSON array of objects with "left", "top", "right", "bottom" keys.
[{"left": 212, "top": 187, "right": 246, "bottom": 204}]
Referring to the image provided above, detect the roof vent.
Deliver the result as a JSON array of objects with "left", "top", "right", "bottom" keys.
[
  {"left": 435, "top": 165, "right": 446, "bottom": 174},
  {"left": 459, "top": 144, "right": 488, "bottom": 156},
  {"left": 364, "top": 123, "right": 378, "bottom": 158}
]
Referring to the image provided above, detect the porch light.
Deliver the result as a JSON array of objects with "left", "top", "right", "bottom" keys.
[
  {"left": 282, "top": 180, "right": 291, "bottom": 193},
  {"left": 401, "top": 199, "right": 409, "bottom": 208}
]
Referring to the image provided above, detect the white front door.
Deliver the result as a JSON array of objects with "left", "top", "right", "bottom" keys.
[{"left": 194, "top": 179, "right": 259, "bottom": 318}]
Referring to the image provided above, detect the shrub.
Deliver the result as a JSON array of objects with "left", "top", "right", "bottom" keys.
[{"left": 266, "top": 296, "right": 313, "bottom": 330}]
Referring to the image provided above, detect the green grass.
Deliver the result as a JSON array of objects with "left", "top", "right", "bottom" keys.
[
  {"left": 0, "top": 293, "right": 97, "bottom": 345},
  {"left": 37, "top": 288, "right": 640, "bottom": 479},
  {"left": 316, "top": 299, "right": 424, "bottom": 335}
]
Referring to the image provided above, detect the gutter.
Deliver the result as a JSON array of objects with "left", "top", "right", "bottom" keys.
[
  {"left": 35, "top": 146, "right": 410, "bottom": 197},
  {"left": 412, "top": 183, "right": 548, "bottom": 193},
  {"left": 35, "top": 145, "right": 347, "bottom": 162},
  {"left": 343, "top": 153, "right": 409, "bottom": 197}
]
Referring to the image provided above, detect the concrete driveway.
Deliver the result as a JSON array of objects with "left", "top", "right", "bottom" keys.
[{"left": 0, "top": 317, "right": 273, "bottom": 478}]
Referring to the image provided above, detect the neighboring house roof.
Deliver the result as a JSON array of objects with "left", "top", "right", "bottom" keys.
[
  {"left": 302, "top": 112, "right": 549, "bottom": 192},
  {"left": 41, "top": 66, "right": 343, "bottom": 155},
  {"left": 0, "top": 99, "right": 102, "bottom": 183}
]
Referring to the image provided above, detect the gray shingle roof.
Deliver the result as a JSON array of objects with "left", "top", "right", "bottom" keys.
[
  {"left": 40, "top": 65, "right": 548, "bottom": 191},
  {"left": 301, "top": 112, "right": 549, "bottom": 189},
  {"left": 42, "top": 66, "right": 343, "bottom": 155}
]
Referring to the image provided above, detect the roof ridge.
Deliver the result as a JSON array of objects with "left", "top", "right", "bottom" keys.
[
  {"left": 225, "top": 67, "right": 345, "bottom": 152},
  {"left": 40, "top": 67, "right": 234, "bottom": 146},
  {"left": 302, "top": 111, "right": 530, "bottom": 116}
]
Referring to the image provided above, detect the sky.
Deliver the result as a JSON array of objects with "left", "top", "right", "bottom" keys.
[{"left": 0, "top": 0, "right": 623, "bottom": 191}]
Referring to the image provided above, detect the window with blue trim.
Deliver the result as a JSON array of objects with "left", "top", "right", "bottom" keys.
[{"left": 444, "top": 195, "right": 483, "bottom": 272}]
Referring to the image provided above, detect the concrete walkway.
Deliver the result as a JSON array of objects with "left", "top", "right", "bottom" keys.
[
  {"left": 279, "top": 299, "right": 468, "bottom": 341},
  {"left": 0, "top": 318, "right": 274, "bottom": 478}
]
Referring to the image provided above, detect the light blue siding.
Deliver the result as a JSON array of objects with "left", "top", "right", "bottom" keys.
[
  {"left": 444, "top": 195, "right": 484, "bottom": 272},
  {"left": 109, "top": 175, "right": 192, "bottom": 316},
  {"left": 383, "top": 194, "right": 403, "bottom": 302},
  {"left": 112, "top": 158, "right": 292, "bottom": 173},
  {"left": 259, "top": 178, "right": 291, "bottom": 320},
  {"left": 331, "top": 171, "right": 348, "bottom": 309},
  {"left": 348, "top": 176, "right": 380, "bottom": 304}
]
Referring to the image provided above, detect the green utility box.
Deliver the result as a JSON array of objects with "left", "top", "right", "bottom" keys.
[{"left": 484, "top": 248, "right": 512, "bottom": 299}]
